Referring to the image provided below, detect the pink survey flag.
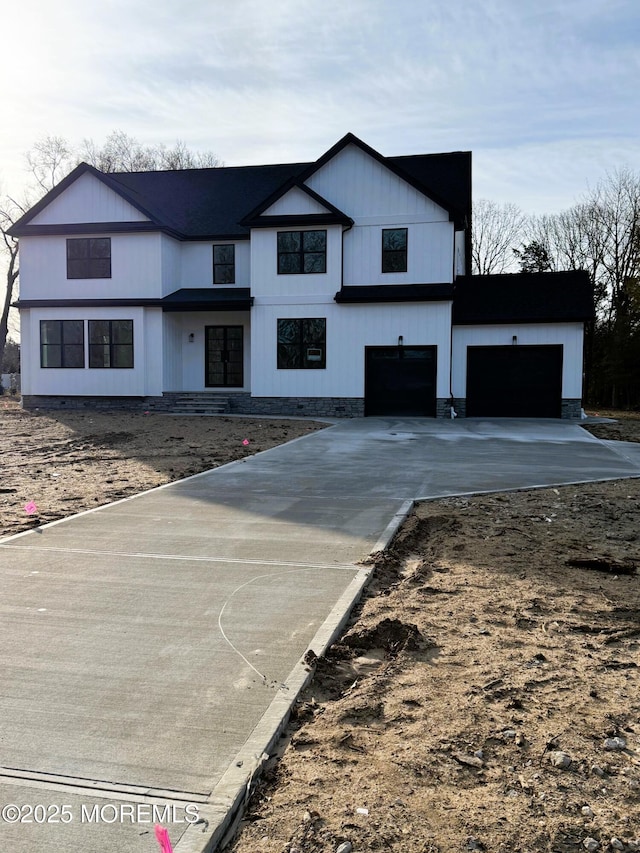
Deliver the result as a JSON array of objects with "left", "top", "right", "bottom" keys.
[
  {"left": 154, "top": 824, "right": 174, "bottom": 853},
  {"left": 242, "top": 439, "right": 250, "bottom": 446},
  {"left": 24, "top": 501, "right": 38, "bottom": 515}
]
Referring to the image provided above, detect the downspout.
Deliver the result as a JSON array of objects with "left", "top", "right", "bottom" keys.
[{"left": 449, "top": 228, "right": 459, "bottom": 418}]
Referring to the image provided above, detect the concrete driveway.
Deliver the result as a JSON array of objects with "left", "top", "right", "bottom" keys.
[{"left": 0, "top": 418, "right": 638, "bottom": 852}]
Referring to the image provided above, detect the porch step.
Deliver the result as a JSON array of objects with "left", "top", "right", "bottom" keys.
[{"left": 167, "top": 393, "right": 231, "bottom": 415}]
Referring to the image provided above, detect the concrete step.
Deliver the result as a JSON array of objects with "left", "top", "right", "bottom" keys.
[{"left": 166, "top": 394, "right": 231, "bottom": 415}]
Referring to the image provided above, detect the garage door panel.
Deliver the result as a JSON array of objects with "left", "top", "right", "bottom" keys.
[
  {"left": 365, "top": 346, "right": 436, "bottom": 416},
  {"left": 466, "top": 345, "right": 563, "bottom": 418}
]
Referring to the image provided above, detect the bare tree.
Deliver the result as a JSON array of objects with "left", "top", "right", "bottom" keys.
[
  {"left": 77, "top": 131, "right": 222, "bottom": 173},
  {"left": 0, "top": 198, "right": 23, "bottom": 373},
  {"left": 471, "top": 199, "right": 526, "bottom": 275}
]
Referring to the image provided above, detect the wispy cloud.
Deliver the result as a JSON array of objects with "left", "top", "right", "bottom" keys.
[{"left": 1, "top": 0, "right": 639, "bottom": 213}]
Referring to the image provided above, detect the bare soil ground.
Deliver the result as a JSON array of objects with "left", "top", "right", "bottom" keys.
[
  {"left": 0, "top": 399, "right": 324, "bottom": 538},
  {"left": 1, "top": 401, "right": 639, "bottom": 852}
]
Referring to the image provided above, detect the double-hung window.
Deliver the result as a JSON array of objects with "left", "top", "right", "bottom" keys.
[
  {"left": 67, "top": 238, "right": 111, "bottom": 279},
  {"left": 382, "top": 228, "right": 408, "bottom": 273},
  {"left": 213, "top": 244, "right": 235, "bottom": 284},
  {"left": 89, "top": 320, "right": 134, "bottom": 368},
  {"left": 277, "top": 318, "right": 326, "bottom": 369},
  {"left": 40, "top": 320, "right": 85, "bottom": 368},
  {"left": 277, "top": 230, "right": 326, "bottom": 274}
]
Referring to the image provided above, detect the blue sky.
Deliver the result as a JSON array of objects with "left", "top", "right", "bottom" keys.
[{"left": 1, "top": 0, "right": 639, "bottom": 214}]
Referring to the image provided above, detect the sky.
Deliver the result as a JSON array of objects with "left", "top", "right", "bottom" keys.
[{"left": 1, "top": 0, "right": 639, "bottom": 215}]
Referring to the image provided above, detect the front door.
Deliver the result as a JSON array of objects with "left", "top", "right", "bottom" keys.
[{"left": 205, "top": 326, "right": 243, "bottom": 387}]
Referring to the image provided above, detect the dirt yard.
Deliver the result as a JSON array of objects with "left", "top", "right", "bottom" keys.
[{"left": 1, "top": 401, "right": 639, "bottom": 852}]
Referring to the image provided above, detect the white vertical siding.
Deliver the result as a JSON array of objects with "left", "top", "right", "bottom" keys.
[
  {"left": 452, "top": 324, "right": 585, "bottom": 398},
  {"left": 30, "top": 173, "right": 150, "bottom": 225},
  {"left": 19, "top": 233, "right": 163, "bottom": 300},
  {"left": 251, "top": 301, "right": 452, "bottom": 398},
  {"left": 180, "top": 240, "right": 250, "bottom": 289},
  {"left": 306, "top": 144, "right": 450, "bottom": 220},
  {"left": 344, "top": 221, "right": 453, "bottom": 285},
  {"left": 22, "top": 307, "right": 163, "bottom": 396},
  {"left": 162, "top": 312, "right": 251, "bottom": 392},
  {"left": 250, "top": 226, "right": 342, "bottom": 299},
  {"left": 160, "top": 235, "right": 182, "bottom": 295},
  {"left": 264, "top": 187, "right": 332, "bottom": 216}
]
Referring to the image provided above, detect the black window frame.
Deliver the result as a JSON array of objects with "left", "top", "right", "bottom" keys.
[
  {"left": 88, "top": 319, "right": 134, "bottom": 369},
  {"left": 382, "top": 228, "right": 408, "bottom": 273},
  {"left": 213, "top": 244, "right": 235, "bottom": 284},
  {"left": 66, "top": 238, "right": 112, "bottom": 279},
  {"left": 40, "top": 319, "right": 85, "bottom": 369},
  {"left": 277, "top": 230, "right": 327, "bottom": 275},
  {"left": 277, "top": 318, "right": 326, "bottom": 369}
]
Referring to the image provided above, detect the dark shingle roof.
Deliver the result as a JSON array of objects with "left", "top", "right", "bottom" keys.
[
  {"left": 453, "top": 271, "right": 595, "bottom": 324},
  {"left": 9, "top": 134, "right": 472, "bottom": 241}
]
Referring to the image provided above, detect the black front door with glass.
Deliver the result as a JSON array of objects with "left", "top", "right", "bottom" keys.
[{"left": 205, "top": 326, "right": 243, "bottom": 387}]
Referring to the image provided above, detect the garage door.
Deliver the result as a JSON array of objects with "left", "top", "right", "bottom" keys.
[
  {"left": 365, "top": 346, "right": 437, "bottom": 416},
  {"left": 466, "top": 345, "right": 563, "bottom": 418}
]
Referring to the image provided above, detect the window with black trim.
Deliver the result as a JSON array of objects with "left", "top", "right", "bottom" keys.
[
  {"left": 277, "top": 230, "right": 326, "bottom": 274},
  {"left": 277, "top": 318, "right": 326, "bottom": 369},
  {"left": 40, "top": 320, "right": 85, "bottom": 368},
  {"left": 382, "top": 228, "right": 407, "bottom": 273},
  {"left": 67, "top": 238, "right": 111, "bottom": 279},
  {"left": 213, "top": 244, "right": 235, "bottom": 284},
  {"left": 89, "top": 320, "right": 134, "bottom": 368}
]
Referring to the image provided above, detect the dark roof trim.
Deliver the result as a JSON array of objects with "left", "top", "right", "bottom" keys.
[
  {"left": 242, "top": 214, "right": 353, "bottom": 229},
  {"left": 10, "top": 222, "right": 182, "bottom": 238},
  {"left": 15, "top": 288, "right": 253, "bottom": 312},
  {"left": 11, "top": 223, "right": 250, "bottom": 242},
  {"left": 161, "top": 288, "right": 252, "bottom": 312},
  {"left": 335, "top": 283, "right": 454, "bottom": 304},
  {"left": 298, "top": 133, "right": 459, "bottom": 222},
  {"left": 8, "top": 163, "right": 164, "bottom": 237},
  {"left": 241, "top": 180, "right": 353, "bottom": 226}
]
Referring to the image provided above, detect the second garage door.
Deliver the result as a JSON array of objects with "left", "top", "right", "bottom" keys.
[{"left": 466, "top": 345, "right": 563, "bottom": 418}]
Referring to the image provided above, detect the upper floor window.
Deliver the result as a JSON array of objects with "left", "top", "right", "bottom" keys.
[
  {"left": 89, "top": 320, "right": 134, "bottom": 368},
  {"left": 213, "top": 244, "right": 235, "bottom": 284},
  {"left": 67, "top": 238, "right": 111, "bottom": 279},
  {"left": 277, "top": 318, "right": 326, "bottom": 369},
  {"left": 382, "top": 228, "right": 407, "bottom": 273},
  {"left": 277, "top": 230, "right": 326, "bottom": 274},
  {"left": 40, "top": 320, "right": 84, "bottom": 368}
]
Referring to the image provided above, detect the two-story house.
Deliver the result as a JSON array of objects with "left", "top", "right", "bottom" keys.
[{"left": 9, "top": 133, "right": 593, "bottom": 418}]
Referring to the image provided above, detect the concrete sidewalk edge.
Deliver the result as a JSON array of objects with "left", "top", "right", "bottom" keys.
[{"left": 177, "top": 501, "right": 416, "bottom": 853}]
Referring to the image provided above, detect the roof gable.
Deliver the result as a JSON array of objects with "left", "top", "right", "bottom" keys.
[{"left": 240, "top": 181, "right": 353, "bottom": 228}]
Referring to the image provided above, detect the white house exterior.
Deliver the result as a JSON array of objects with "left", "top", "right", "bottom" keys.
[{"left": 10, "top": 134, "right": 594, "bottom": 418}]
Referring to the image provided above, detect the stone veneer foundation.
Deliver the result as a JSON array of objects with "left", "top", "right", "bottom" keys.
[{"left": 20, "top": 395, "right": 585, "bottom": 419}]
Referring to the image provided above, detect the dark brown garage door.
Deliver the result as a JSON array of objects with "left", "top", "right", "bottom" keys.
[
  {"left": 365, "top": 346, "right": 437, "bottom": 416},
  {"left": 466, "top": 344, "right": 563, "bottom": 417}
]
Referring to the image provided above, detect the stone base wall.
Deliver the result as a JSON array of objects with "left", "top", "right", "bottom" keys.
[
  {"left": 228, "top": 394, "right": 365, "bottom": 418},
  {"left": 21, "top": 395, "right": 168, "bottom": 412},
  {"left": 561, "top": 399, "right": 583, "bottom": 419}
]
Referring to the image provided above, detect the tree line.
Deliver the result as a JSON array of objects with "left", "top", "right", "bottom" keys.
[
  {"left": 473, "top": 171, "right": 640, "bottom": 410},
  {"left": 1, "top": 135, "right": 639, "bottom": 410}
]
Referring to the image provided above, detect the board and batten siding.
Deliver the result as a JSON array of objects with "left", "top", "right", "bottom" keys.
[
  {"left": 162, "top": 311, "right": 251, "bottom": 392},
  {"left": 306, "top": 143, "right": 451, "bottom": 220},
  {"left": 250, "top": 300, "right": 452, "bottom": 399},
  {"left": 343, "top": 220, "right": 454, "bottom": 285},
  {"left": 451, "top": 323, "right": 585, "bottom": 399},
  {"left": 250, "top": 226, "right": 342, "bottom": 299},
  {"left": 20, "top": 307, "right": 163, "bottom": 397},
  {"left": 29, "top": 172, "right": 150, "bottom": 225},
  {"left": 264, "top": 187, "right": 333, "bottom": 216},
  {"left": 19, "top": 233, "right": 163, "bottom": 301},
  {"left": 180, "top": 241, "right": 250, "bottom": 290}
]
